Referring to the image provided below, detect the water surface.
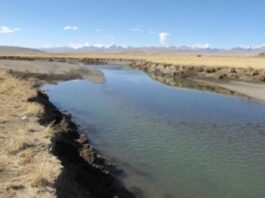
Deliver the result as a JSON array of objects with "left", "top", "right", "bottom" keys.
[{"left": 43, "top": 65, "right": 265, "bottom": 198}]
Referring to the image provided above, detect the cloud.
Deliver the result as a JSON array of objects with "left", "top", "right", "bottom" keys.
[
  {"left": 96, "top": 28, "right": 102, "bottom": 32},
  {"left": 68, "top": 42, "right": 128, "bottom": 50},
  {"left": 238, "top": 44, "right": 265, "bottom": 49},
  {"left": 0, "top": 26, "right": 20, "bottom": 34},
  {"left": 63, "top": 25, "right": 78, "bottom": 31},
  {"left": 69, "top": 43, "right": 89, "bottom": 49},
  {"left": 191, "top": 43, "right": 210, "bottom": 49},
  {"left": 69, "top": 43, "right": 111, "bottom": 49},
  {"left": 159, "top": 32, "right": 170, "bottom": 45},
  {"left": 131, "top": 25, "right": 144, "bottom": 32}
]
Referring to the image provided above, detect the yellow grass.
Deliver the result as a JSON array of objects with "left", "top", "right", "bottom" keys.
[
  {"left": 30, "top": 154, "right": 61, "bottom": 188},
  {"left": 26, "top": 102, "right": 44, "bottom": 116},
  {"left": 19, "top": 150, "right": 34, "bottom": 165},
  {"left": 0, "top": 70, "right": 61, "bottom": 197},
  {"left": 0, "top": 70, "right": 37, "bottom": 98},
  {"left": 86, "top": 54, "right": 265, "bottom": 69},
  {"left": 43, "top": 122, "right": 55, "bottom": 139},
  {"left": 6, "top": 127, "right": 31, "bottom": 155},
  {"left": 8, "top": 53, "right": 265, "bottom": 69}
]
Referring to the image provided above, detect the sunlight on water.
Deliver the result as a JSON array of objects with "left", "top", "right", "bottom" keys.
[{"left": 43, "top": 65, "right": 265, "bottom": 198}]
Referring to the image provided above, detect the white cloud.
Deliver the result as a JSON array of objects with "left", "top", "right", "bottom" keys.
[
  {"left": 238, "top": 44, "right": 265, "bottom": 49},
  {"left": 0, "top": 26, "right": 20, "bottom": 34},
  {"left": 68, "top": 43, "right": 128, "bottom": 49},
  {"left": 131, "top": 25, "right": 144, "bottom": 32},
  {"left": 191, "top": 43, "right": 210, "bottom": 49},
  {"left": 69, "top": 43, "right": 110, "bottom": 49},
  {"left": 69, "top": 43, "right": 89, "bottom": 49},
  {"left": 63, "top": 25, "right": 79, "bottom": 31},
  {"left": 159, "top": 32, "right": 170, "bottom": 46}
]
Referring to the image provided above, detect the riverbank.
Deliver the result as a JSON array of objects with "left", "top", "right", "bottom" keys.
[
  {"left": 1, "top": 54, "right": 265, "bottom": 84},
  {"left": 0, "top": 56, "right": 264, "bottom": 197},
  {"left": 0, "top": 56, "right": 265, "bottom": 101},
  {"left": 0, "top": 70, "right": 133, "bottom": 197}
]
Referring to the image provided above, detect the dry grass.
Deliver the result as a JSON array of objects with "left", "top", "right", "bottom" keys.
[
  {"left": 26, "top": 102, "right": 44, "bottom": 116},
  {"left": 6, "top": 126, "right": 32, "bottom": 155},
  {"left": 19, "top": 150, "right": 34, "bottom": 165},
  {"left": 0, "top": 70, "right": 36, "bottom": 96},
  {"left": 43, "top": 122, "right": 55, "bottom": 138},
  {"left": 30, "top": 154, "right": 61, "bottom": 188},
  {"left": 0, "top": 70, "right": 61, "bottom": 197},
  {"left": 9, "top": 53, "right": 265, "bottom": 69},
  {"left": 84, "top": 53, "right": 265, "bottom": 69},
  {"left": 5, "top": 183, "right": 25, "bottom": 191},
  {"left": 1, "top": 52, "right": 265, "bottom": 69}
]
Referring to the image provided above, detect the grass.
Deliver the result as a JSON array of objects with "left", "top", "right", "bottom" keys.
[
  {"left": 26, "top": 102, "right": 44, "bottom": 116},
  {"left": 5, "top": 53, "right": 265, "bottom": 69},
  {"left": 0, "top": 70, "right": 37, "bottom": 99},
  {"left": 1, "top": 52, "right": 265, "bottom": 69},
  {"left": 43, "top": 122, "right": 55, "bottom": 138},
  {"left": 30, "top": 154, "right": 60, "bottom": 188},
  {"left": 0, "top": 70, "right": 61, "bottom": 197},
  {"left": 6, "top": 131, "right": 31, "bottom": 155},
  {"left": 19, "top": 150, "right": 34, "bottom": 165},
  {"left": 5, "top": 184, "right": 25, "bottom": 191}
]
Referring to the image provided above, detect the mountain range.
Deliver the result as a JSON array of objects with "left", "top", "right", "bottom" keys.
[
  {"left": 41, "top": 45, "right": 265, "bottom": 54},
  {"left": 0, "top": 45, "right": 265, "bottom": 55}
]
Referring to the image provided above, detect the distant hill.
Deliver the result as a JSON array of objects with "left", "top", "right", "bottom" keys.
[
  {"left": 258, "top": 52, "right": 265, "bottom": 57},
  {"left": 0, "top": 46, "right": 43, "bottom": 55}
]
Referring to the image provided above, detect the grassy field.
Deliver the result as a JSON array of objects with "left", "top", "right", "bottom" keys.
[
  {"left": 3, "top": 52, "right": 265, "bottom": 69},
  {"left": 74, "top": 53, "right": 265, "bottom": 69}
]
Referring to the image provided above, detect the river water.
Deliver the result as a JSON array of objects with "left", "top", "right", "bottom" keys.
[{"left": 43, "top": 65, "right": 265, "bottom": 198}]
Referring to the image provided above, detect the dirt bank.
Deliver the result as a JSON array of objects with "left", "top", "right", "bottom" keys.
[
  {"left": 0, "top": 56, "right": 265, "bottom": 84},
  {"left": 0, "top": 70, "right": 134, "bottom": 197},
  {"left": 0, "top": 56, "right": 265, "bottom": 101},
  {"left": 209, "top": 81, "right": 265, "bottom": 101},
  {"left": 0, "top": 59, "right": 105, "bottom": 84}
]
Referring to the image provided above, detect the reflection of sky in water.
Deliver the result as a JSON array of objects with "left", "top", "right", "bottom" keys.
[{"left": 44, "top": 66, "right": 265, "bottom": 198}]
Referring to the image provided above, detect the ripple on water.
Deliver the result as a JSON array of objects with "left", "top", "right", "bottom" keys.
[{"left": 43, "top": 66, "right": 265, "bottom": 198}]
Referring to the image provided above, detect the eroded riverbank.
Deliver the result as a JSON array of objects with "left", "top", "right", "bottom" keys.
[
  {"left": 0, "top": 70, "right": 134, "bottom": 197},
  {"left": 0, "top": 56, "right": 265, "bottom": 101}
]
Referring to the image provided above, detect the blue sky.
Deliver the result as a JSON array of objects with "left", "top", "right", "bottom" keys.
[{"left": 0, "top": 0, "right": 265, "bottom": 48}]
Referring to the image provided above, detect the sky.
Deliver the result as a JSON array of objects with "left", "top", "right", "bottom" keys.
[{"left": 0, "top": 0, "right": 265, "bottom": 49}]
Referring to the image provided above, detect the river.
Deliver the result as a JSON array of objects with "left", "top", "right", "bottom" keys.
[{"left": 43, "top": 65, "right": 265, "bottom": 198}]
